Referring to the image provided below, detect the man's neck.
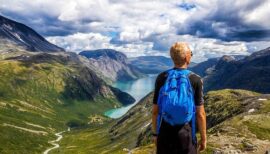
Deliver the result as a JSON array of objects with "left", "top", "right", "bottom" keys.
[{"left": 174, "top": 64, "right": 188, "bottom": 69}]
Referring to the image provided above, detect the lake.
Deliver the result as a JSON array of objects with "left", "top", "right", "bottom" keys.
[{"left": 104, "top": 74, "right": 158, "bottom": 118}]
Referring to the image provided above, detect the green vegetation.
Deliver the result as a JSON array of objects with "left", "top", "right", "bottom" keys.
[
  {"left": 1, "top": 51, "right": 269, "bottom": 154},
  {"left": 204, "top": 89, "right": 260, "bottom": 127},
  {"left": 0, "top": 53, "right": 131, "bottom": 153}
]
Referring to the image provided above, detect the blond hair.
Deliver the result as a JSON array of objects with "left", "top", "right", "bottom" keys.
[{"left": 170, "top": 42, "right": 190, "bottom": 66}]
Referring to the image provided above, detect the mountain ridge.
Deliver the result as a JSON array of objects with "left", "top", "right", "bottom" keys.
[
  {"left": 203, "top": 47, "right": 270, "bottom": 93},
  {"left": 0, "top": 15, "right": 64, "bottom": 52}
]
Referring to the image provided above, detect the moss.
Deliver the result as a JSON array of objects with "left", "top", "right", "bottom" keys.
[
  {"left": 258, "top": 100, "right": 270, "bottom": 113},
  {"left": 204, "top": 89, "right": 260, "bottom": 128},
  {"left": 243, "top": 120, "right": 270, "bottom": 140}
]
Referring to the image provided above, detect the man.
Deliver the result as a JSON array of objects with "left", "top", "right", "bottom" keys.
[{"left": 152, "top": 42, "right": 207, "bottom": 154}]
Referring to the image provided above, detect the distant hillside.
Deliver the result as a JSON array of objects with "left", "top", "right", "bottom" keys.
[
  {"left": 79, "top": 49, "right": 145, "bottom": 83},
  {"left": 128, "top": 55, "right": 197, "bottom": 74},
  {"left": 128, "top": 56, "right": 173, "bottom": 74},
  {"left": 202, "top": 48, "right": 270, "bottom": 93},
  {"left": 189, "top": 55, "right": 247, "bottom": 77},
  {"left": 0, "top": 15, "right": 64, "bottom": 52},
  {"left": 189, "top": 57, "right": 220, "bottom": 77}
]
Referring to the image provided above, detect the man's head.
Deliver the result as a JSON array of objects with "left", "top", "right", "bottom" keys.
[{"left": 170, "top": 42, "right": 192, "bottom": 67}]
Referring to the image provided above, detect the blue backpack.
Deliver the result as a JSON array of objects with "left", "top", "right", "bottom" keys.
[{"left": 156, "top": 68, "right": 196, "bottom": 144}]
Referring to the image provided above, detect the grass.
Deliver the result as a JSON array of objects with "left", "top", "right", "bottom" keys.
[
  {"left": 204, "top": 89, "right": 260, "bottom": 127},
  {"left": 0, "top": 55, "right": 127, "bottom": 153}
]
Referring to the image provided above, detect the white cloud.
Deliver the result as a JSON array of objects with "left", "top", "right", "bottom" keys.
[
  {"left": 1, "top": 0, "right": 270, "bottom": 62},
  {"left": 47, "top": 32, "right": 254, "bottom": 63},
  {"left": 47, "top": 33, "right": 111, "bottom": 52},
  {"left": 47, "top": 32, "right": 154, "bottom": 57}
]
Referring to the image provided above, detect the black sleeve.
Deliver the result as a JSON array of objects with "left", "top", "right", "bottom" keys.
[
  {"left": 152, "top": 72, "right": 166, "bottom": 104},
  {"left": 191, "top": 74, "right": 204, "bottom": 106}
]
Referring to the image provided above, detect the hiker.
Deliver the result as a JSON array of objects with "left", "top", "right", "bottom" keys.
[{"left": 152, "top": 42, "right": 207, "bottom": 154}]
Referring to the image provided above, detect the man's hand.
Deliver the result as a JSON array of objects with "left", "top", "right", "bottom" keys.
[
  {"left": 196, "top": 105, "right": 207, "bottom": 152},
  {"left": 152, "top": 104, "right": 159, "bottom": 147},
  {"left": 153, "top": 136, "right": 157, "bottom": 146},
  {"left": 197, "top": 139, "right": 207, "bottom": 152}
]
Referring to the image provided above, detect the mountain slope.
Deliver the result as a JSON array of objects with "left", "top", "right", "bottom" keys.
[
  {"left": 79, "top": 49, "right": 145, "bottom": 83},
  {"left": 203, "top": 47, "right": 270, "bottom": 93},
  {"left": 0, "top": 52, "right": 135, "bottom": 154},
  {"left": 189, "top": 57, "right": 220, "bottom": 77},
  {"left": 128, "top": 56, "right": 174, "bottom": 74},
  {"left": 0, "top": 15, "right": 64, "bottom": 52},
  {"left": 48, "top": 92, "right": 154, "bottom": 154}
]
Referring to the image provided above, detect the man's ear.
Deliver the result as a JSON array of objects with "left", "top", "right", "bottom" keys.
[{"left": 186, "top": 57, "right": 190, "bottom": 65}]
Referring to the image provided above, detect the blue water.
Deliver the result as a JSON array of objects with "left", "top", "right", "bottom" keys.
[{"left": 104, "top": 74, "right": 158, "bottom": 118}]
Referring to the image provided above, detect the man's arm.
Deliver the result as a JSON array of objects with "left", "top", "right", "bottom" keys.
[
  {"left": 196, "top": 105, "right": 207, "bottom": 151},
  {"left": 151, "top": 72, "right": 165, "bottom": 146},
  {"left": 152, "top": 104, "right": 159, "bottom": 146},
  {"left": 152, "top": 104, "right": 159, "bottom": 134}
]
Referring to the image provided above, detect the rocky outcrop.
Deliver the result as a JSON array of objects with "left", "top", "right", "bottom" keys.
[{"left": 79, "top": 49, "right": 145, "bottom": 83}]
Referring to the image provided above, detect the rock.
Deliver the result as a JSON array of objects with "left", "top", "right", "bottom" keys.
[
  {"left": 242, "top": 140, "right": 257, "bottom": 151},
  {"left": 213, "top": 149, "right": 222, "bottom": 154},
  {"left": 123, "top": 148, "right": 130, "bottom": 152},
  {"left": 248, "top": 108, "right": 255, "bottom": 113},
  {"left": 214, "top": 131, "right": 221, "bottom": 137},
  {"left": 258, "top": 98, "right": 267, "bottom": 101}
]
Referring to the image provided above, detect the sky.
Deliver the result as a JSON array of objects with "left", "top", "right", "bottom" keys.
[{"left": 1, "top": 0, "right": 270, "bottom": 62}]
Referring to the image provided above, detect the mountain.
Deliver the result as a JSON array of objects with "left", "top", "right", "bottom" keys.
[
  {"left": 0, "top": 15, "right": 137, "bottom": 153},
  {"left": 128, "top": 56, "right": 174, "bottom": 74},
  {"left": 128, "top": 55, "right": 197, "bottom": 74},
  {"left": 189, "top": 55, "right": 248, "bottom": 78},
  {"left": 0, "top": 15, "right": 64, "bottom": 52},
  {"left": 0, "top": 51, "right": 136, "bottom": 153},
  {"left": 79, "top": 49, "right": 145, "bottom": 83},
  {"left": 189, "top": 57, "right": 220, "bottom": 77},
  {"left": 202, "top": 48, "right": 270, "bottom": 93}
]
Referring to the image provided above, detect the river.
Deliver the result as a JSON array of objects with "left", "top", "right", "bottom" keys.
[{"left": 104, "top": 74, "right": 158, "bottom": 118}]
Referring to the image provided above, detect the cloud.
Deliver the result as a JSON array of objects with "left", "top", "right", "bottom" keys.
[
  {"left": 47, "top": 32, "right": 254, "bottom": 63},
  {"left": 47, "top": 32, "right": 154, "bottom": 57},
  {"left": 1, "top": 0, "right": 270, "bottom": 62},
  {"left": 178, "top": 0, "right": 270, "bottom": 41}
]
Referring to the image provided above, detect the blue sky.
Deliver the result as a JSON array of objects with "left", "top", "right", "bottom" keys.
[{"left": 1, "top": 0, "right": 270, "bottom": 62}]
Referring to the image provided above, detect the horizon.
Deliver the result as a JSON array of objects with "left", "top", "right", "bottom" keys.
[{"left": 1, "top": 0, "right": 270, "bottom": 63}]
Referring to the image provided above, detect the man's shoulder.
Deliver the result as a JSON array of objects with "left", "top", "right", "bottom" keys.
[
  {"left": 188, "top": 71, "right": 203, "bottom": 83},
  {"left": 157, "top": 70, "right": 168, "bottom": 79},
  {"left": 189, "top": 71, "right": 202, "bottom": 79}
]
